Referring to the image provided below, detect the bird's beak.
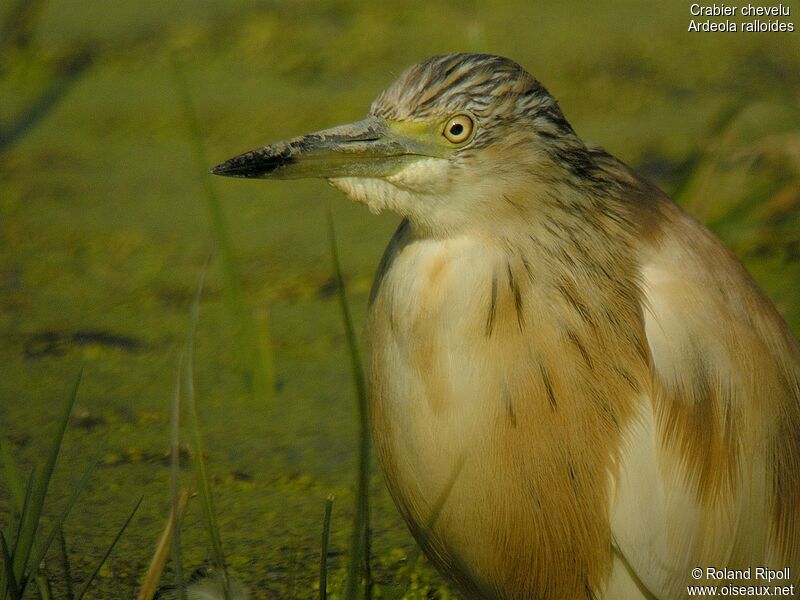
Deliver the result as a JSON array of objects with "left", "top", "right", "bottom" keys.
[{"left": 210, "top": 117, "right": 438, "bottom": 180}]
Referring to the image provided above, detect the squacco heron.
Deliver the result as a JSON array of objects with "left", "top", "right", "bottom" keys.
[{"left": 212, "top": 54, "right": 800, "bottom": 599}]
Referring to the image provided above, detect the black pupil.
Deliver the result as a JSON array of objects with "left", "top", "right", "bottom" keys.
[{"left": 450, "top": 123, "right": 464, "bottom": 136}]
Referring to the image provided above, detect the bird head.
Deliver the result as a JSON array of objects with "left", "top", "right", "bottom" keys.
[{"left": 211, "top": 53, "right": 587, "bottom": 235}]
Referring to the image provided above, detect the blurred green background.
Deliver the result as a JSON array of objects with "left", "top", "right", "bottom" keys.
[{"left": 1, "top": 0, "right": 799, "bottom": 597}]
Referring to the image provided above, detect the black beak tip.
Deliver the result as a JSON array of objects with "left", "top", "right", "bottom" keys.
[
  {"left": 207, "top": 149, "right": 294, "bottom": 179},
  {"left": 209, "top": 160, "right": 233, "bottom": 177}
]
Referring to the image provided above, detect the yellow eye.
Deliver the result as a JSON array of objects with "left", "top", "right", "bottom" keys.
[{"left": 443, "top": 115, "right": 474, "bottom": 144}]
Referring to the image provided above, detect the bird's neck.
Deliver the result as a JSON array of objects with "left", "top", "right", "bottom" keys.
[{"left": 407, "top": 176, "right": 643, "bottom": 268}]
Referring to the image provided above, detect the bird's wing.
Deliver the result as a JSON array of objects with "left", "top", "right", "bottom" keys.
[{"left": 609, "top": 200, "right": 800, "bottom": 599}]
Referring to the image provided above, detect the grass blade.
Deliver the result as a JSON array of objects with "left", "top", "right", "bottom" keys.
[
  {"left": 171, "top": 56, "right": 274, "bottom": 400},
  {"left": 170, "top": 355, "right": 187, "bottom": 600},
  {"left": 1, "top": 531, "right": 20, "bottom": 600},
  {"left": 56, "top": 528, "right": 74, "bottom": 600},
  {"left": 0, "top": 443, "right": 25, "bottom": 516},
  {"left": 0, "top": 51, "right": 93, "bottom": 155},
  {"left": 9, "top": 469, "right": 35, "bottom": 599},
  {"left": 13, "top": 370, "right": 81, "bottom": 585},
  {"left": 319, "top": 495, "right": 334, "bottom": 600},
  {"left": 24, "top": 460, "right": 97, "bottom": 595},
  {"left": 2, "top": 443, "right": 27, "bottom": 598},
  {"left": 184, "top": 267, "right": 230, "bottom": 598},
  {"left": 186, "top": 385, "right": 230, "bottom": 598},
  {"left": 33, "top": 571, "right": 52, "bottom": 600},
  {"left": 9, "top": 470, "right": 34, "bottom": 565},
  {"left": 327, "top": 210, "right": 371, "bottom": 600},
  {"left": 76, "top": 496, "right": 143, "bottom": 600},
  {"left": 137, "top": 490, "right": 190, "bottom": 600}
]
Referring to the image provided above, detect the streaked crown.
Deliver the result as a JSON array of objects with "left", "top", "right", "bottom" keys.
[{"left": 370, "top": 53, "right": 576, "bottom": 143}]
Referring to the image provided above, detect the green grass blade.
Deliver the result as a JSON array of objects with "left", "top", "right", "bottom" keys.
[
  {"left": 1, "top": 531, "right": 20, "bottom": 600},
  {"left": 22, "top": 460, "right": 96, "bottom": 597},
  {"left": 33, "top": 571, "right": 52, "bottom": 600},
  {"left": 2, "top": 443, "right": 26, "bottom": 598},
  {"left": 5, "top": 458, "right": 92, "bottom": 600},
  {"left": 0, "top": 443, "right": 25, "bottom": 517},
  {"left": 170, "top": 354, "right": 187, "bottom": 600},
  {"left": 13, "top": 370, "right": 81, "bottom": 585},
  {"left": 327, "top": 210, "right": 371, "bottom": 600},
  {"left": 171, "top": 56, "right": 274, "bottom": 401},
  {"left": 56, "top": 528, "right": 74, "bottom": 600},
  {"left": 184, "top": 267, "right": 230, "bottom": 598},
  {"left": 0, "top": 51, "right": 93, "bottom": 156},
  {"left": 75, "top": 496, "right": 143, "bottom": 600},
  {"left": 9, "top": 469, "right": 34, "bottom": 562},
  {"left": 183, "top": 254, "right": 210, "bottom": 426},
  {"left": 319, "top": 495, "right": 334, "bottom": 600},
  {"left": 186, "top": 387, "right": 230, "bottom": 599},
  {"left": 8, "top": 475, "right": 32, "bottom": 598}
]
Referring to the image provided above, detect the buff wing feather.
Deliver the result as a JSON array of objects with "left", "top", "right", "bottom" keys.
[{"left": 610, "top": 201, "right": 800, "bottom": 599}]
